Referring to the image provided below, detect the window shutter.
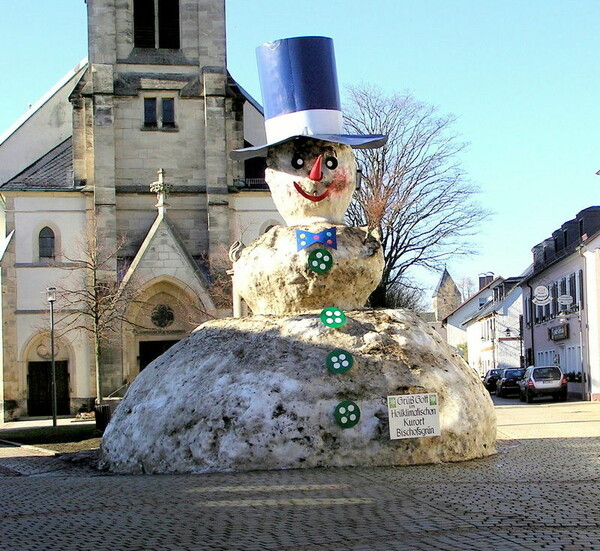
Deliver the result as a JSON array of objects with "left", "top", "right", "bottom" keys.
[{"left": 144, "top": 98, "right": 158, "bottom": 127}]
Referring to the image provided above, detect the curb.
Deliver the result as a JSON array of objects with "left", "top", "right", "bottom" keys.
[{"left": 0, "top": 439, "right": 58, "bottom": 456}]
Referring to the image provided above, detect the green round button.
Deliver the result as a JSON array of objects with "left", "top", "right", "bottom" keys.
[
  {"left": 334, "top": 400, "right": 360, "bottom": 429},
  {"left": 320, "top": 307, "right": 346, "bottom": 328},
  {"left": 326, "top": 349, "right": 354, "bottom": 374},
  {"left": 308, "top": 248, "right": 333, "bottom": 274}
]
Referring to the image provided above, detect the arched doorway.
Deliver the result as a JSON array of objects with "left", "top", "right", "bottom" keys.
[
  {"left": 25, "top": 335, "right": 71, "bottom": 416},
  {"left": 123, "top": 278, "right": 213, "bottom": 380}
]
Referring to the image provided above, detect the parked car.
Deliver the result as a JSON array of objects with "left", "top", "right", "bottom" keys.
[
  {"left": 495, "top": 368, "right": 525, "bottom": 397},
  {"left": 483, "top": 369, "right": 503, "bottom": 393},
  {"left": 518, "top": 366, "right": 568, "bottom": 403}
]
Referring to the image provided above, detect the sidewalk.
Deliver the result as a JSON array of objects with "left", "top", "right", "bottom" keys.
[{"left": 1, "top": 416, "right": 95, "bottom": 431}]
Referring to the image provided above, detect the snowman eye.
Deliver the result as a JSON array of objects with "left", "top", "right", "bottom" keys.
[
  {"left": 291, "top": 156, "right": 305, "bottom": 169},
  {"left": 325, "top": 156, "right": 338, "bottom": 170}
]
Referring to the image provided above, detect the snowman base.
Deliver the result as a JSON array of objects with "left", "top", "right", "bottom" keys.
[{"left": 100, "top": 309, "right": 496, "bottom": 474}]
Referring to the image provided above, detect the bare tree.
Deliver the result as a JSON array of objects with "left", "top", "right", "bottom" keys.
[
  {"left": 54, "top": 222, "right": 149, "bottom": 404},
  {"left": 385, "top": 279, "right": 426, "bottom": 312},
  {"left": 344, "top": 84, "right": 490, "bottom": 307},
  {"left": 457, "top": 276, "right": 477, "bottom": 302}
]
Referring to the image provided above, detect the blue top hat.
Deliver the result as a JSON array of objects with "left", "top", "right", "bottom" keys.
[{"left": 230, "top": 36, "right": 387, "bottom": 160}]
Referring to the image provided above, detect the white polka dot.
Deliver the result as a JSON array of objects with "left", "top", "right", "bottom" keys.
[
  {"left": 341, "top": 416, "right": 348, "bottom": 423},
  {"left": 316, "top": 252, "right": 323, "bottom": 258},
  {"left": 331, "top": 356, "right": 338, "bottom": 362},
  {"left": 333, "top": 362, "right": 341, "bottom": 370},
  {"left": 326, "top": 310, "right": 334, "bottom": 316},
  {"left": 334, "top": 310, "right": 342, "bottom": 316},
  {"left": 335, "top": 317, "right": 342, "bottom": 324},
  {"left": 347, "top": 405, "right": 355, "bottom": 412},
  {"left": 320, "top": 263, "right": 327, "bottom": 270},
  {"left": 342, "top": 361, "right": 349, "bottom": 367},
  {"left": 312, "top": 261, "right": 319, "bottom": 267},
  {"left": 326, "top": 317, "right": 334, "bottom": 324},
  {"left": 323, "top": 255, "right": 330, "bottom": 261},
  {"left": 339, "top": 354, "right": 346, "bottom": 360},
  {"left": 301, "top": 241, "right": 306, "bottom": 246},
  {"left": 349, "top": 414, "right": 357, "bottom": 421},
  {"left": 339, "top": 407, "right": 346, "bottom": 414}
]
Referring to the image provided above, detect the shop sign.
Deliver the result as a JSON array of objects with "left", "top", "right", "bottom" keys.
[
  {"left": 532, "top": 285, "right": 552, "bottom": 306},
  {"left": 557, "top": 294, "right": 573, "bottom": 306},
  {"left": 550, "top": 324, "right": 569, "bottom": 341}
]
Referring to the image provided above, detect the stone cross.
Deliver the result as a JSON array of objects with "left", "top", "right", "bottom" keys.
[{"left": 150, "top": 168, "right": 172, "bottom": 215}]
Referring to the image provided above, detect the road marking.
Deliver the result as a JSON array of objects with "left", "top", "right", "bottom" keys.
[
  {"left": 187, "top": 484, "right": 351, "bottom": 493},
  {"left": 197, "top": 497, "right": 375, "bottom": 507}
]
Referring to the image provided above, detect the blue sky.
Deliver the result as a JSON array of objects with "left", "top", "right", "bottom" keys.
[{"left": 2, "top": 0, "right": 599, "bottom": 296}]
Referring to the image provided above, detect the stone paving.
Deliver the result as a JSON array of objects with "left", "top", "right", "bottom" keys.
[{"left": 0, "top": 400, "right": 599, "bottom": 550}]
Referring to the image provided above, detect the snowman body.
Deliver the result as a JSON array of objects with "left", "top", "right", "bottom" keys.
[{"left": 233, "top": 137, "right": 384, "bottom": 314}]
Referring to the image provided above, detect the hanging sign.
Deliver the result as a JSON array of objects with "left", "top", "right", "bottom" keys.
[
  {"left": 557, "top": 294, "right": 573, "bottom": 306},
  {"left": 387, "top": 393, "right": 440, "bottom": 440},
  {"left": 532, "top": 285, "right": 552, "bottom": 306}
]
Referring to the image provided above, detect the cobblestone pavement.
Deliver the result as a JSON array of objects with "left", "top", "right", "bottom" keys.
[{"left": 1, "top": 401, "right": 599, "bottom": 550}]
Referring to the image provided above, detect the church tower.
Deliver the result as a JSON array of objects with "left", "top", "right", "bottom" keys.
[
  {"left": 71, "top": 0, "right": 243, "bottom": 270},
  {"left": 432, "top": 268, "right": 463, "bottom": 321}
]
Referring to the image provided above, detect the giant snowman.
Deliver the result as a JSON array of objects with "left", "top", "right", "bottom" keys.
[{"left": 100, "top": 37, "right": 495, "bottom": 474}]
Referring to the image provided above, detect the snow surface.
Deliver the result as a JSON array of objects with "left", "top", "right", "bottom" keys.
[{"left": 101, "top": 309, "right": 496, "bottom": 474}]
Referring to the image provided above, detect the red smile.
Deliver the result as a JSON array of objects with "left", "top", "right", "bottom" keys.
[{"left": 293, "top": 182, "right": 330, "bottom": 202}]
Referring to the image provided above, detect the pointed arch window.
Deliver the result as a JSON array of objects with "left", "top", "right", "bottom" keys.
[{"left": 39, "top": 227, "right": 55, "bottom": 260}]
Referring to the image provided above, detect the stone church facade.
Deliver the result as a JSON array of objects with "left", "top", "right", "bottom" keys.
[{"left": 0, "top": 0, "right": 281, "bottom": 420}]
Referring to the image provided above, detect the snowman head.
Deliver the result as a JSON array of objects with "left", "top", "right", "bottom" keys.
[{"left": 266, "top": 137, "right": 356, "bottom": 225}]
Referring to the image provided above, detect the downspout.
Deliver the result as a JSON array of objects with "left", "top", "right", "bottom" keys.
[{"left": 578, "top": 245, "right": 589, "bottom": 400}]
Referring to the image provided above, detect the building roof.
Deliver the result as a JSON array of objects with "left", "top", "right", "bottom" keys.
[
  {"left": 0, "top": 60, "right": 87, "bottom": 147},
  {"left": 441, "top": 276, "right": 503, "bottom": 323},
  {"left": 0, "top": 138, "right": 78, "bottom": 191}
]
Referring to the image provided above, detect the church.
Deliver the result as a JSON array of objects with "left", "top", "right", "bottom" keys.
[{"left": 0, "top": 0, "right": 280, "bottom": 420}]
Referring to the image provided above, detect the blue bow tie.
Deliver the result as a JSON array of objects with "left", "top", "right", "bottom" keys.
[{"left": 296, "top": 228, "right": 337, "bottom": 251}]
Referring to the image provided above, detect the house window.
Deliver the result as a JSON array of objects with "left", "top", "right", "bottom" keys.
[
  {"left": 143, "top": 97, "right": 176, "bottom": 130},
  {"left": 134, "top": 0, "right": 180, "bottom": 49},
  {"left": 39, "top": 227, "right": 55, "bottom": 260}
]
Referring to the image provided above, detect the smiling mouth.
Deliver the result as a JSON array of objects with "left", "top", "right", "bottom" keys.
[{"left": 293, "top": 182, "right": 330, "bottom": 202}]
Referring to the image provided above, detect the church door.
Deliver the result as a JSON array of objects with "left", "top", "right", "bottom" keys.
[
  {"left": 27, "top": 361, "right": 70, "bottom": 416},
  {"left": 139, "top": 340, "right": 179, "bottom": 371}
]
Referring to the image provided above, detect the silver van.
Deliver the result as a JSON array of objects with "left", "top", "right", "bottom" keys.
[{"left": 518, "top": 366, "right": 567, "bottom": 403}]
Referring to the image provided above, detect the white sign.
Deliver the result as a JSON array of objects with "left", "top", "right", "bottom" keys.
[
  {"left": 532, "top": 285, "right": 552, "bottom": 306},
  {"left": 557, "top": 294, "right": 573, "bottom": 306},
  {"left": 387, "top": 393, "right": 440, "bottom": 440}
]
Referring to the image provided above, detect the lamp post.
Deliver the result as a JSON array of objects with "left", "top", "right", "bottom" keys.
[{"left": 46, "top": 287, "right": 58, "bottom": 427}]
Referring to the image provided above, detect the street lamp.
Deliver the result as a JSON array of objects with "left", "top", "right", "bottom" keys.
[{"left": 46, "top": 287, "right": 58, "bottom": 427}]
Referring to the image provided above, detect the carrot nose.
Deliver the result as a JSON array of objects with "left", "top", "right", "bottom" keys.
[{"left": 308, "top": 155, "right": 323, "bottom": 182}]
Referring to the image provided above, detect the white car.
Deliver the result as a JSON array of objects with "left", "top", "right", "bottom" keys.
[{"left": 518, "top": 366, "right": 567, "bottom": 403}]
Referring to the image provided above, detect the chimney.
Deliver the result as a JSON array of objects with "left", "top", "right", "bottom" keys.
[{"left": 478, "top": 272, "right": 494, "bottom": 290}]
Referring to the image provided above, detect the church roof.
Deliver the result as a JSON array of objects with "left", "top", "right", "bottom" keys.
[{"left": 0, "top": 138, "right": 77, "bottom": 191}]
